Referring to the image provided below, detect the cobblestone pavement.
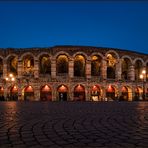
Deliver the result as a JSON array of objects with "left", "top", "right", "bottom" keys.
[{"left": 0, "top": 102, "right": 148, "bottom": 148}]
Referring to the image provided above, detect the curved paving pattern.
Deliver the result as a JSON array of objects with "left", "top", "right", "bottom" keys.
[{"left": 0, "top": 102, "right": 148, "bottom": 148}]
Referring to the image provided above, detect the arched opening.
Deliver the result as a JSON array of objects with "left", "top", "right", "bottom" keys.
[
  {"left": 107, "top": 54, "right": 116, "bottom": 79},
  {"left": 23, "top": 55, "right": 34, "bottom": 76},
  {"left": 135, "top": 60, "right": 143, "bottom": 81},
  {"left": 91, "top": 85, "right": 101, "bottom": 101},
  {"left": 121, "top": 58, "right": 131, "bottom": 80},
  {"left": 7, "top": 56, "right": 18, "bottom": 76},
  {"left": 119, "top": 86, "right": 132, "bottom": 101},
  {"left": 106, "top": 85, "right": 116, "bottom": 101},
  {"left": 74, "top": 85, "right": 85, "bottom": 101},
  {"left": 39, "top": 55, "right": 51, "bottom": 75},
  {"left": 74, "top": 55, "right": 86, "bottom": 77},
  {"left": 134, "top": 87, "right": 143, "bottom": 101},
  {"left": 40, "top": 85, "right": 52, "bottom": 101},
  {"left": 0, "top": 58, "right": 3, "bottom": 77},
  {"left": 9, "top": 85, "right": 18, "bottom": 101},
  {"left": 91, "top": 55, "right": 102, "bottom": 76},
  {"left": 24, "top": 85, "right": 34, "bottom": 101},
  {"left": 0, "top": 87, "right": 4, "bottom": 101},
  {"left": 56, "top": 55, "right": 68, "bottom": 75},
  {"left": 58, "top": 85, "right": 68, "bottom": 101}
]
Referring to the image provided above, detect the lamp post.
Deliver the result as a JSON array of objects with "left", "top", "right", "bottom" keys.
[
  {"left": 140, "top": 70, "right": 146, "bottom": 101},
  {"left": 5, "top": 73, "right": 15, "bottom": 101}
]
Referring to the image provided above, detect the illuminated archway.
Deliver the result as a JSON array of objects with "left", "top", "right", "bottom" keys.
[
  {"left": 74, "top": 84, "right": 85, "bottom": 101},
  {"left": 91, "top": 85, "right": 101, "bottom": 101},
  {"left": 56, "top": 55, "right": 68, "bottom": 75},
  {"left": 106, "top": 85, "right": 116, "bottom": 100},
  {"left": 120, "top": 86, "right": 132, "bottom": 101},
  {"left": 0, "top": 87, "right": 4, "bottom": 101},
  {"left": 7, "top": 56, "right": 18, "bottom": 76},
  {"left": 24, "top": 85, "right": 34, "bottom": 101},
  {"left": 23, "top": 55, "right": 34, "bottom": 75},
  {"left": 74, "top": 55, "right": 86, "bottom": 77},
  {"left": 106, "top": 54, "right": 116, "bottom": 79},
  {"left": 40, "top": 85, "right": 52, "bottom": 101},
  {"left": 91, "top": 56, "right": 102, "bottom": 76},
  {"left": 57, "top": 85, "right": 68, "bottom": 101},
  {"left": 134, "top": 87, "right": 143, "bottom": 101},
  {"left": 39, "top": 55, "right": 51, "bottom": 75},
  {"left": 9, "top": 85, "right": 18, "bottom": 101}
]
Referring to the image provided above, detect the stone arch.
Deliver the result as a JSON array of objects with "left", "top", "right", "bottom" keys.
[
  {"left": 74, "top": 54, "right": 86, "bottom": 77},
  {"left": 134, "top": 59, "right": 144, "bottom": 81},
  {"left": 54, "top": 51, "right": 71, "bottom": 59},
  {"left": 133, "top": 58, "right": 145, "bottom": 66},
  {"left": 121, "top": 57, "right": 132, "bottom": 80},
  {"left": 121, "top": 55, "right": 133, "bottom": 64},
  {"left": 120, "top": 86, "right": 132, "bottom": 101},
  {"left": 134, "top": 86, "right": 143, "bottom": 101},
  {"left": 56, "top": 54, "right": 69, "bottom": 75},
  {"left": 90, "top": 84, "right": 102, "bottom": 101},
  {"left": 73, "top": 84, "right": 85, "bottom": 101},
  {"left": 91, "top": 54, "right": 102, "bottom": 77},
  {"left": 23, "top": 85, "right": 34, "bottom": 101},
  {"left": 105, "top": 50, "right": 120, "bottom": 60},
  {"left": 57, "top": 84, "right": 69, "bottom": 101},
  {"left": 20, "top": 52, "right": 36, "bottom": 61},
  {"left": 106, "top": 51, "right": 118, "bottom": 79},
  {"left": 106, "top": 85, "right": 118, "bottom": 101},
  {"left": 90, "top": 52, "right": 104, "bottom": 59},
  {"left": 37, "top": 52, "right": 51, "bottom": 59},
  {"left": 39, "top": 54, "right": 51, "bottom": 75},
  {"left": 6, "top": 54, "right": 18, "bottom": 76},
  {"left": 73, "top": 52, "right": 88, "bottom": 60},
  {"left": 21, "top": 53, "right": 34, "bottom": 76},
  {"left": 8, "top": 85, "right": 18, "bottom": 101},
  {"left": 40, "top": 84, "right": 52, "bottom": 101}
]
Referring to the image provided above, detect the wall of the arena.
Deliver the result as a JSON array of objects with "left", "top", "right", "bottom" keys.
[{"left": 0, "top": 48, "right": 147, "bottom": 101}]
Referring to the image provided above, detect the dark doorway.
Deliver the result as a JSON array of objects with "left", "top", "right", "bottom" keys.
[{"left": 59, "top": 92, "right": 67, "bottom": 101}]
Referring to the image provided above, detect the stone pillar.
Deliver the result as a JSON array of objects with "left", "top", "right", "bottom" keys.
[
  {"left": 52, "top": 85, "right": 57, "bottom": 101},
  {"left": 102, "top": 86, "right": 106, "bottom": 101},
  {"left": 34, "top": 59, "right": 39, "bottom": 78},
  {"left": 17, "top": 60, "right": 22, "bottom": 78},
  {"left": 101, "top": 59, "right": 107, "bottom": 80},
  {"left": 86, "top": 59, "right": 91, "bottom": 79},
  {"left": 69, "top": 58, "right": 74, "bottom": 78},
  {"left": 4, "top": 86, "right": 7, "bottom": 101},
  {"left": 3, "top": 59, "right": 7, "bottom": 78},
  {"left": 129, "top": 65, "right": 135, "bottom": 81},
  {"left": 51, "top": 58, "right": 56, "bottom": 79},
  {"left": 116, "top": 59, "right": 122, "bottom": 80},
  {"left": 34, "top": 85, "right": 40, "bottom": 101},
  {"left": 18, "top": 86, "right": 22, "bottom": 101}
]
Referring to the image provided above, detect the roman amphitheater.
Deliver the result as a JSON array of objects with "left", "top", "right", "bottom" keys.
[{"left": 0, "top": 46, "right": 147, "bottom": 101}]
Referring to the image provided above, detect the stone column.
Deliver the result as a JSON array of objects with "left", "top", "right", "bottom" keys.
[
  {"left": 51, "top": 58, "right": 56, "bottom": 79},
  {"left": 129, "top": 65, "right": 135, "bottom": 81},
  {"left": 86, "top": 59, "right": 91, "bottom": 79},
  {"left": 52, "top": 86, "right": 57, "bottom": 101},
  {"left": 101, "top": 59, "right": 107, "bottom": 80},
  {"left": 17, "top": 60, "right": 22, "bottom": 78},
  {"left": 34, "top": 85, "right": 40, "bottom": 101},
  {"left": 102, "top": 86, "right": 106, "bottom": 101},
  {"left": 3, "top": 59, "right": 7, "bottom": 78},
  {"left": 69, "top": 58, "right": 74, "bottom": 78},
  {"left": 34, "top": 59, "right": 39, "bottom": 78},
  {"left": 116, "top": 59, "right": 122, "bottom": 80}
]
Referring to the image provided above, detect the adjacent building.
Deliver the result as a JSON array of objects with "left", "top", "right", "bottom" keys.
[{"left": 0, "top": 46, "right": 147, "bottom": 101}]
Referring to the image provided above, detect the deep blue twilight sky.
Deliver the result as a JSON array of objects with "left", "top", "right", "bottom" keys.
[{"left": 0, "top": 1, "right": 148, "bottom": 54}]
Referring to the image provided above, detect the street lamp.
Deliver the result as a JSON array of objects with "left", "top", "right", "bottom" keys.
[{"left": 140, "top": 70, "right": 146, "bottom": 100}]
